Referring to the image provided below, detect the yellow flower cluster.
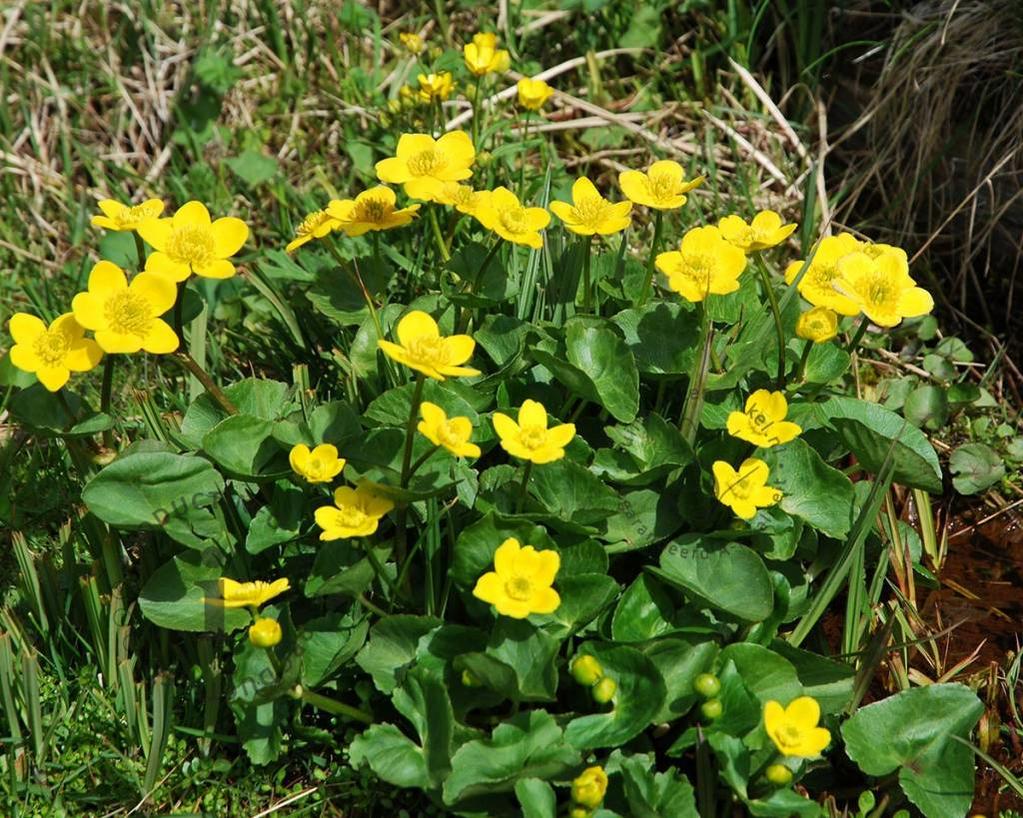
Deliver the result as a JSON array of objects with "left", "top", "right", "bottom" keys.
[
  {"left": 786, "top": 233, "right": 932, "bottom": 329},
  {"left": 9, "top": 198, "right": 250, "bottom": 391}
]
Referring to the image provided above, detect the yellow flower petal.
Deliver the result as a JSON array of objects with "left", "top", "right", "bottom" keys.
[
  {"left": 174, "top": 200, "right": 212, "bottom": 228},
  {"left": 211, "top": 217, "right": 249, "bottom": 258},
  {"left": 145, "top": 251, "right": 192, "bottom": 282},
  {"left": 130, "top": 271, "right": 178, "bottom": 315},
  {"left": 89, "top": 260, "right": 128, "bottom": 295}
]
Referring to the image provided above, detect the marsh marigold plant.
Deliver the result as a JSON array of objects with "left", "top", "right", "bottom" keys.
[
  {"left": 8, "top": 313, "right": 103, "bottom": 391},
  {"left": 472, "top": 537, "right": 560, "bottom": 619},
  {"left": 378, "top": 310, "right": 479, "bottom": 380},
  {"left": 71, "top": 262, "right": 179, "bottom": 355},
  {"left": 139, "top": 200, "right": 249, "bottom": 281}
]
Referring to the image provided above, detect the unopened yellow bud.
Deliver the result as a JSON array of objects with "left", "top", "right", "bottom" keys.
[
  {"left": 592, "top": 677, "right": 617, "bottom": 704},
  {"left": 248, "top": 617, "right": 282, "bottom": 649},
  {"left": 571, "top": 655, "right": 604, "bottom": 686}
]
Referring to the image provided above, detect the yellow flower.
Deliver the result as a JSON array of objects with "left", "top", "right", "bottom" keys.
[
  {"left": 433, "top": 182, "right": 492, "bottom": 220},
  {"left": 418, "top": 401, "right": 481, "bottom": 458},
  {"left": 138, "top": 200, "right": 249, "bottom": 282},
  {"left": 549, "top": 177, "right": 632, "bottom": 236},
  {"left": 476, "top": 186, "right": 551, "bottom": 249},
  {"left": 314, "top": 483, "right": 395, "bottom": 541},
  {"left": 249, "top": 617, "right": 282, "bottom": 648},
  {"left": 289, "top": 443, "right": 346, "bottom": 484},
  {"left": 795, "top": 306, "right": 839, "bottom": 343},
  {"left": 783, "top": 233, "right": 862, "bottom": 315},
  {"left": 375, "top": 131, "right": 476, "bottom": 202},
  {"left": 655, "top": 225, "right": 747, "bottom": 302},
  {"left": 326, "top": 186, "right": 420, "bottom": 237},
  {"left": 492, "top": 399, "right": 575, "bottom": 464},
  {"left": 91, "top": 198, "right": 164, "bottom": 232},
  {"left": 217, "top": 577, "right": 290, "bottom": 609},
  {"left": 763, "top": 697, "right": 831, "bottom": 757},
  {"left": 712, "top": 458, "right": 782, "bottom": 520},
  {"left": 8, "top": 313, "right": 103, "bottom": 392},
  {"left": 378, "top": 310, "right": 480, "bottom": 381},
  {"left": 517, "top": 77, "right": 554, "bottom": 111},
  {"left": 399, "top": 31, "right": 425, "bottom": 55},
  {"left": 832, "top": 251, "right": 934, "bottom": 328},
  {"left": 463, "top": 32, "right": 510, "bottom": 76},
  {"left": 726, "top": 390, "right": 802, "bottom": 448},
  {"left": 472, "top": 537, "right": 560, "bottom": 619},
  {"left": 71, "top": 261, "right": 179, "bottom": 355},
  {"left": 416, "top": 72, "right": 454, "bottom": 102},
  {"left": 618, "top": 160, "right": 703, "bottom": 210},
  {"left": 718, "top": 211, "right": 797, "bottom": 251},
  {"left": 286, "top": 209, "right": 342, "bottom": 253},
  {"left": 571, "top": 767, "right": 609, "bottom": 809}
]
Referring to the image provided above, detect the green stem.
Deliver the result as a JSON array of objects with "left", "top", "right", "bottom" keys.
[
  {"left": 362, "top": 540, "right": 399, "bottom": 599},
  {"left": 519, "top": 112, "right": 530, "bottom": 192},
  {"left": 133, "top": 232, "right": 146, "bottom": 270},
  {"left": 395, "top": 374, "right": 426, "bottom": 574},
  {"left": 638, "top": 210, "right": 664, "bottom": 306},
  {"left": 174, "top": 352, "right": 238, "bottom": 415},
  {"left": 300, "top": 689, "right": 374, "bottom": 724},
  {"left": 408, "top": 445, "right": 439, "bottom": 478},
  {"left": 679, "top": 304, "right": 712, "bottom": 444},
  {"left": 327, "top": 239, "right": 383, "bottom": 340},
  {"left": 400, "top": 375, "right": 426, "bottom": 488},
  {"left": 846, "top": 315, "right": 871, "bottom": 353},
  {"left": 470, "top": 74, "right": 484, "bottom": 146},
  {"left": 515, "top": 461, "right": 533, "bottom": 513},
  {"left": 432, "top": 0, "right": 451, "bottom": 46},
  {"left": 173, "top": 283, "right": 185, "bottom": 342},
  {"left": 100, "top": 356, "right": 115, "bottom": 450},
  {"left": 357, "top": 593, "right": 388, "bottom": 617},
  {"left": 755, "top": 257, "right": 787, "bottom": 387},
  {"left": 795, "top": 340, "right": 813, "bottom": 383},
  {"left": 429, "top": 207, "right": 451, "bottom": 263},
  {"left": 582, "top": 236, "right": 593, "bottom": 312}
]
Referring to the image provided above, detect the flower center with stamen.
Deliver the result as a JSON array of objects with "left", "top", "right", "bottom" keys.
[
  {"left": 778, "top": 725, "right": 803, "bottom": 748},
  {"left": 408, "top": 149, "right": 443, "bottom": 176},
  {"left": 105, "top": 291, "right": 153, "bottom": 336},
  {"left": 867, "top": 278, "right": 893, "bottom": 308},
  {"left": 519, "top": 424, "right": 547, "bottom": 450},
  {"left": 33, "top": 327, "right": 72, "bottom": 367},
  {"left": 355, "top": 197, "right": 390, "bottom": 223},
  {"left": 499, "top": 206, "right": 529, "bottom": 235},
  {"left": 299, "top": 210, "right": 332, "bottom": 236},
  {"left": 648, "top": 172, "right": 677, "bottom": 202},
  {"left": 572, "top": 196, "right": 610, "bottom": 228},
  {"left": 407, "top": 336, "right": 447, "bottom": 367},
  {"left": 338, "top": 506, "right": 369, "bottom": 528},
  {"left": 747, "top": 410, "right": 773, "bottom": 433},
  {"left": 118, "top": 203, "right": 161, "bottom": 228},
  {"left": 167, "top": 224, "right": 216, "bottom": 266},
  {"left": 438, "top": 421, "right": 464, "bottom": 447},
  {"left": 681, "top": 254, "right": 715, "bottom": 294},
  {"left": 504, "top": 576, "right": 533, "bottom": 601}
]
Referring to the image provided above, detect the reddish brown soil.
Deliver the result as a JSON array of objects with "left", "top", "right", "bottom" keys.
[{"left": 936, "top": 510, "right": 1023, "bottom": 814}]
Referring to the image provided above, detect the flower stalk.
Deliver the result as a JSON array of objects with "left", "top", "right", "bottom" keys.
[{"left": 638, "top": 210, "right": 664, "bottom": 306}]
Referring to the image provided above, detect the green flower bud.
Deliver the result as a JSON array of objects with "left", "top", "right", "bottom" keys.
[
  {"left": 592, "top": 677, "right": 617, "bottom": 704},
  {"left": 571, "top": 655, "right": 604, "bottom": 686},
  {"left": 461, "top": 669, "right": 482, "bottom": 688},
  {"left": 700, "top": 698, "right": 723, "bottom": 720},
  {"left": 569, "top": 808, "right": 591, "bottom": 818},
  {"left": 765, "top": 764, "right": 793, "bottom": 786},
  {"left": 474, "top": 150, "right": 494, "bottom": 169},
  {"left": 694, "top": 672, "right": 721, "bottom": 698}
]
